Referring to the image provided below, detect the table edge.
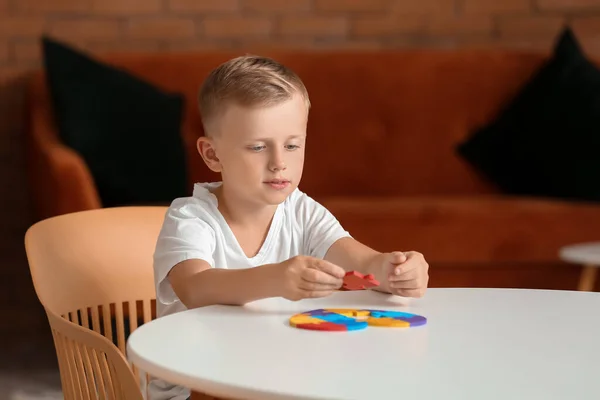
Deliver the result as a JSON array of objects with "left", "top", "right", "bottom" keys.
[{"left": 126, "top": 335, "right": 323, "bottom": 400}]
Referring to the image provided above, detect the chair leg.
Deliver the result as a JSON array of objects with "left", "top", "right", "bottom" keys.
[{"left": 578, "top": 265, "right": 598, "bottom": 292}]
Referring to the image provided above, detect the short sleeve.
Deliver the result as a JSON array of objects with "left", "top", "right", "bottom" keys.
[
  {"left": 153, "top": 205, "right": 216, "bottom": 305},
  {"left": 296, "top": 192, "right": 352, "bottom": 259}
]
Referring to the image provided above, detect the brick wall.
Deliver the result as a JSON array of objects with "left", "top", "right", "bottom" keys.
[{"left": 1, "top": 0, "right": 600, "bottom": 337}]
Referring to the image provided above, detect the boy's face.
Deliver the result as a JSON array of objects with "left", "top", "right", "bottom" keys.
[{"left": 199, "top": 93, "right": 308, "bottom": 207}]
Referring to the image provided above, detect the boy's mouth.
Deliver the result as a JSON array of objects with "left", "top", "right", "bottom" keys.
[
  {"left": 264, "top": 179, "right": 290, "bottom": 190},
  {"left": 265, "top": 179, "right": 289, "bottom": 184}
]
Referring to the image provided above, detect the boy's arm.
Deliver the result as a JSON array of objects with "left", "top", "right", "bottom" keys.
[
  {"left": 298, "top": 193, "right": 393, "bottom": 292},
  {"left": 325, "top": 237, "right": 429, "bottom": 297},
  {"left": 299, "top": 194, "right": 428, "bottom": 297},
  {"left": 324, "top": 237, "right": 381, "bottom": 275},
  {"left": 324, "top": 237, "right": 394, "bottom": 293},
  {"left": 167, "top": 256, "right": 345, "bottom": 308},
  {"left": 168, "top": 259, "right": 282, "bottom": 308}
]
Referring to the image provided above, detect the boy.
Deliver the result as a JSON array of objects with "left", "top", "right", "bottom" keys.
[{"left": 151, "top": 55, "right": 429, "bottom": 400}]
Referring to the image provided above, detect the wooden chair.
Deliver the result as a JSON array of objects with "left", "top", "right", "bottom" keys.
[{"left": 24, "top": 206, "right": 167, "bottom": 399}]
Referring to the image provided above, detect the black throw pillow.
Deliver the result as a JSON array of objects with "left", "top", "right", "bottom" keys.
[
  {"left": 456, "top": 26, "right": 600, "bottom": 202},
  {"left": 42, "top": 36, "right": 188, "bottom": 207}
]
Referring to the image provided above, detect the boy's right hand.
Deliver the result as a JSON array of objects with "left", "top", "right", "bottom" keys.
[{"left": 276, "top": 256, "right": 345, "bottom": 301}]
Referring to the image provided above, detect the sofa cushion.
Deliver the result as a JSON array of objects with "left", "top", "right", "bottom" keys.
[
  {"left": 42, "top": 36, "right": 188, "bottom": 207},
  {"left": 456, "top": 26, "right": 600, "bottom": 202}
]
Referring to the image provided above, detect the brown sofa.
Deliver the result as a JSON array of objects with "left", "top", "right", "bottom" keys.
[{"left": 25, "top": 49, "right": 600, "bottom": 291}]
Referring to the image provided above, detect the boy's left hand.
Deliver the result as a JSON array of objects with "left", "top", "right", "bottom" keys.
[{"left": 372, "top": 251, "right": 429, "bottom": 298}]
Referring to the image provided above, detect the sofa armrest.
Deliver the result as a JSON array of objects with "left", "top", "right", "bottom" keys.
[{"left": 26, "top": 73, "right": 102, "bottom": 220}]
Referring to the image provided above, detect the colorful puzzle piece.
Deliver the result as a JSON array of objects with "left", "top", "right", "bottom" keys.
[
  {"left": 369, "top": 310, "right": 415, "bottom": 319},
  {"left": 367, "top": 310, "right": 426, "bottom": 326},
  {"left": 289, "top": 308, "right": 427, "bottom": 332},
  {"left": 327, "top": 309, "right": 371, "bottom": 318},
  {"left": 294, "top": 321, "right": 366, "bottom": 331},
  {"left": 340, "top": 271, "right": 380, "bottom": 291},
  {"left": 366, "top": 317, "right": 410, "bottom": 327}
]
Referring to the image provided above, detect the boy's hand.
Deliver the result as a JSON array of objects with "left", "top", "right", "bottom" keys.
[
  {"left": 277, "top": 256, "right": 345, "bottom": 301},
  {"left": 373, "top": 251, "right": 429, "bottom": 298}
]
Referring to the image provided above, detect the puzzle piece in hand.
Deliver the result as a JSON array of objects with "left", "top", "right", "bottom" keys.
[{"left": 340, "top": 271, "right": 380, "bottom": 291}]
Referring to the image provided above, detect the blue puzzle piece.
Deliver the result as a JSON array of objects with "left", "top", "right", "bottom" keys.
[
  {"left": 345, "top": 321, "right": 368, "bottom": 331},
  {"left": 369, "top": 310, "right": 417, "bottom": 319},
  {"left": 315, "top": 313, "right": 356, "bottom": 323}
]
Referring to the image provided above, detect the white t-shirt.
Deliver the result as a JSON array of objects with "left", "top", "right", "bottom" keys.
[{"left": 148, "top": 182, "right": 351, "bottom": 400}]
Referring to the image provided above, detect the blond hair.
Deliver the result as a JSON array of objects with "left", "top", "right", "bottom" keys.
[{"left": 198, "top": 54, "right": 311, "bottom": 136}]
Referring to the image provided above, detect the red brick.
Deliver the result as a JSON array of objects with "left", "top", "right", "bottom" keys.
[
  {"left": 165, "top": 41, "right": 240, "bottom": 51},
  {"left": 126, "top": 18, "right": 196, "bottom": 39},
  {"left": 87, "top": 40, "right": 164, "bottom": 53},
  {"left": 91, "top": 0, "right": 162, "bottom": 15},
  {"left": 242, "top": 0, "right": 311, "bottom": 13},
  {"left": 279, "top": 16, "right": 348, "bottom": 37},
  {"left": 15, "top": 0, "right": 91, "bottom": 13},
  {"left": 49, "top": 19, "right": 121, "bottom": 41},
  {"left": 393, "top": 0, "right": 456, "bottom": 15},
  {"left": 203, "top": 17, "right": 272, "bottom": 38},
  {"left": 459, "top": 36, "right": 555, "bottom": 52},
  {"left": 498, "top": 15, "right": 565, "bottom": 38},
  {"left": 538, "top": 0, "right": 600, "bottom": 10},
  {"left": 0, "top": 17, "right": 46, "bottom": 37},
  {"left": 238, "top": 38, "right": 315, "bottom": 51},
  {"left": 314, "top": 40, "right": 385, "bottom": 50},
  {"left": 315, "top": 0, "right": 389, "bottom": 12},
  {"left": 463, "top": 0, "right": 531, "bottom": 14},
  {"left": 168, "top": 0, "right": 239, "bottom": 12},
  {"left": 352, "top": 16, "right": 425, "bottom": 37},
  {"left": 428, "top": 15, "right": 494, "bottom": 36}
]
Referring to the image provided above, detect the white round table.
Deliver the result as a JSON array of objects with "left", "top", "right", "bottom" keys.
[
  {"left": 560, "top": 242, "right": 600, "bottom": 291},
  {"left": 127, "top": 288, "right": 600, "bottom": 400}
]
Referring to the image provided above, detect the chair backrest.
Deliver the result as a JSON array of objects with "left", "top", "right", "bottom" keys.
[
  {"left": 24, "top": 206, "right": 168, "bottom": 399},
  {"left": 25, "top": 206, "right": 166, "bottom": 348},
  {"left": 46, "top": 307, "right": 144, "bottom": 400}
]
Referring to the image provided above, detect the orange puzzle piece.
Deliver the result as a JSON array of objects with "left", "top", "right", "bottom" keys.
[{"left": 340, "top": 271, "right": 380, "bottom": 291}]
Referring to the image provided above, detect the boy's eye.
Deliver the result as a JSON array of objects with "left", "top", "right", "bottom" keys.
[{"left": 248, "top": 144, "right": 300, "bottom": 152}]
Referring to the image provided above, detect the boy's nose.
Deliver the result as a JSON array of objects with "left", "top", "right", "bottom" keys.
[
  {"left": 270, "top": 160, "right": 286, "bottom": 171},
  {"left": 269, "top": 154, "right": 286, "bottom": 172}
]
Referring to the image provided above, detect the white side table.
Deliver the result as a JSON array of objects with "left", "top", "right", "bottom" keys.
[{"left": 559, "top": 242, "right": 600, "bottom": 291}]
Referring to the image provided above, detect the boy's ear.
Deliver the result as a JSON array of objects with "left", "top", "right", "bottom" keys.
[{"left": 197, "top": 136, "right": 222, "bottom": 173}]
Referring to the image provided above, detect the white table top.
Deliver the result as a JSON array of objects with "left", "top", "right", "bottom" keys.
[
  {"left": 560, "top": 242, "right": 600, "bottom": 266},
  {"left": 127, "top": 288, "right": 600, "bottom": 400}
]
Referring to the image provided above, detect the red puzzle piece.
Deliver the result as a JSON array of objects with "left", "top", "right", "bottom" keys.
[
  {"left": 340, "top": 271, "right": 380, "bottom": 291},
  {"left": 294, "top": 322, "right": 348, "bottom": 331}
]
